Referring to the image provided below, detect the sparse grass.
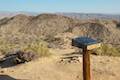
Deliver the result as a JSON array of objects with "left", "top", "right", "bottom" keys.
[
  {"left": 93, "top": 44, "right": 120, "bottom": 56},
  {"left": 22, "top": 41, "right": 51, "bottom": 57},
  {"left": 0, "top": 39, "right": 51, "bottom": 57}
]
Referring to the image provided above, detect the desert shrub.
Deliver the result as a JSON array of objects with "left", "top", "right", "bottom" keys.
[
  {"left": 0, "top": 39, "right": 51, "bottom": 57},
  {"left": 22, "top": 41, "right": 51, "bottom": 57},
  {"left": 14, "top": 50, "right": 38, "bottom": 63},
  {"left": 117, "top": 22, "right": 120, "bottom": 28},
  {"left": 0, "top": 42, "right": 19, "bottom": 55},
  {"left": 93, "top": 44, "right": 120, "bottom": 56}
]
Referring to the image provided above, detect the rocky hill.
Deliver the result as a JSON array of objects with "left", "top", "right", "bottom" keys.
[
  {"left": 0, "top": 13, "right": 120, "bottom": 54},
  {"left": 0, "top": 14, "right": 120, "bottom": 41}
]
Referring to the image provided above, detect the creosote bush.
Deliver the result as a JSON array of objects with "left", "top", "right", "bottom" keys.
[
  {"left": 93, "top": 44, "right": 120, "bottom": 56},
  {"left": 0, "top": 39, "right": 51, "bottom": 57},
  {"left": 22, "top": 41, "right": 51, "bottom": 57}
]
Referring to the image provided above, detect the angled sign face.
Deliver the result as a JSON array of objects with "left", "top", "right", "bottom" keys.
[{"left": 72, "top": 37, "right": 101, "bottom": 50}]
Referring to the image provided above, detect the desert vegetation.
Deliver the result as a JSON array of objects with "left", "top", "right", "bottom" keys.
[
  {"left": 0, "top": 13, "right": 120, "bottom": 80},
  {"left": 93, "top": 44, "right": 120, "bottom": 56},
  {"left": 0, "top": 13, "right": 119, "bottom": 57}
]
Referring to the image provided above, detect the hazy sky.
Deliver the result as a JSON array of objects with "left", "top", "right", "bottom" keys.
[{"left": 0, "top": 0, "right": 120, "bottom": 14}]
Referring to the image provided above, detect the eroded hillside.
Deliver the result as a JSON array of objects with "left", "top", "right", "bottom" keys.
[{"left": 0, "top": 13, "right": 120, "bottom": 55}]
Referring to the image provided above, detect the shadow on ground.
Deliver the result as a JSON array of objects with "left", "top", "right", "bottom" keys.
[
  {"left": 0, "top": 75, "right": 16, "bottom": 80},
  {"left": 0, "top": 57, "right": 19, "bottom": 68},
  {"left": 0, "top": 75, "right": 28, "bottom": 80},
  {"left": 0, "top": 51, "right": 38, "bottom": 68}
]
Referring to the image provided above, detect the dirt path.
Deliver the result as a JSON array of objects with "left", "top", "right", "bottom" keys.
[{"left": 0, "top": 49, "right": 120, "bottom": 80}]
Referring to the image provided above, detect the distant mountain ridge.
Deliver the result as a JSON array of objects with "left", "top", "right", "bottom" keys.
[
  {"left": 0, "top": 12, "right": 120, "bottom": 21},
  {"left": 58, "top": 13, "right": 120, "bottom": 21},
  {"left": 0, "top": 11, "right": 38, "bottom": 19}
]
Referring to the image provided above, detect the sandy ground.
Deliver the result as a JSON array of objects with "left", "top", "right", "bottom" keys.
[{"left": 0, "top": 49, "right": 120, "bottom": 80}]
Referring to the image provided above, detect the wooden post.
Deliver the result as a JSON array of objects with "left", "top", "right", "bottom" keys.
[
  {"left": 72, "top": 37, "right": 101, "bottom": 80},
  {"left": 83, "top": 48, "right": 91, "bottom": 80}
]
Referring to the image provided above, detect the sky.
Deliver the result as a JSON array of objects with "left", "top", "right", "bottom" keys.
[{"left": 0, "top": 0, "right": 120, "bottom": 14}]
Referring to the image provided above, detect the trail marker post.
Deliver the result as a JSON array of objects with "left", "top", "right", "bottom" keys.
[{"left": 72, "top": 37, "right": 101, "bottom": 80}]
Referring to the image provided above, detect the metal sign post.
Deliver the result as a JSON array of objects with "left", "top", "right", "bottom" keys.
[{"left": 72, "top": 37, "right": 101, "bottom": 80}]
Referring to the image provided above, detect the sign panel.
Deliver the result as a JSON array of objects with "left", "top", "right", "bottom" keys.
[{"left": 72, "top": 37, "right": 101, "bottom": 50}]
